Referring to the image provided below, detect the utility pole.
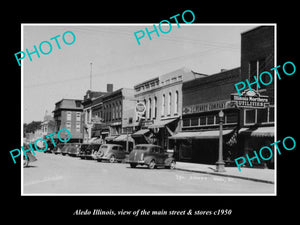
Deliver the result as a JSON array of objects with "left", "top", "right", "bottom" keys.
[{"left": 90, "top": 62, "right": 93, "bottom": 90}]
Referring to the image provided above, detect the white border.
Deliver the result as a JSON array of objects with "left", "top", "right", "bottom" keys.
[{"left": 21, "top": 23, "right": 277, "bottom": 196}]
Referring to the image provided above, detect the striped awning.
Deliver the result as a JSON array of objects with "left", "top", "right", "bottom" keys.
[{"left": 239, "top": 126, "right": 274, "bottom": 137}]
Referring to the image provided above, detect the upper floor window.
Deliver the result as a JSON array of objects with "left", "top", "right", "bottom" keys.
[
  {"left": 161, "top": 95, "right": 165, "bottom": 116},
  {"left": 174, "top": 91, "right": 179, "bottom": 114},
  {"left": 167, "top": 92, "right": 172, "bottom": 115},
  {"left": 153, "top": 97, "right": 157, "bottom": 119},
  {"left": 67, "top": 111, "right": 71, "bottom": 121},
  {"left": 76, "top": 112, "right": 81, "bottom": 121}
]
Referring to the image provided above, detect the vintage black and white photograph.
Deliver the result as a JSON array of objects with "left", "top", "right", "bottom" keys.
[{"left": 21, "top": 23, "right": 276, "bottom": 195}]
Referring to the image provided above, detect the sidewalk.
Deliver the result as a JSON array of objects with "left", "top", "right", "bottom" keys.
[{"left": 175, "top": 162, "right": 275, "bottom": 184}]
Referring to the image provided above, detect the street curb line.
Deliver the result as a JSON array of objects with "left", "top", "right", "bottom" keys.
[{"left": 175, "top": 168, "right": 275, "bottom": 184}]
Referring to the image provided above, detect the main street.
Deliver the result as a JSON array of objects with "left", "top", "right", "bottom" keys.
[{"left": 23, "top": 152, "right": 274, "bottom": 195}]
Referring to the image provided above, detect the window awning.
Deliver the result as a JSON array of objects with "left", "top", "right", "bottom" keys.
[
  {"left": 147, "top": 118, "right": 178, "bottom": 129},
  {"left": 113, "top": 134, "right": 134, "bottom": 142},
  {"left": 169, "top": 129, "right": 233, "bottom": 140},
  {"left": 239, "top": 126, "right": 274, "bottom": 137},
  {"left": 132, "top": 129, "right": 150, "bottom": 137}
]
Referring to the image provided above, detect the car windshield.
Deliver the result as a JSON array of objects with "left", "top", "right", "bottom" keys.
[
  {"left": 87, "top": 144, "right": 100, "bottom": 150},
  {"left": 81, "top": 144, "right": 89, "bottom": 150},
  {"left": 100, "top": 145, "right": 109, "bottom": 152},
  {"left": 134, "top": 146, "right": 148, "bottom": 151}
]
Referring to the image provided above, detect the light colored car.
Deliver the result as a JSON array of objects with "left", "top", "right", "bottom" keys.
[{"left": 96, "top": 144, "right": 125, "bottom": 163}]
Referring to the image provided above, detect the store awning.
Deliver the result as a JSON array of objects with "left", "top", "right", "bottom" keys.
[
  {"left": 169, "top": 129, "right": 233, "bottom": 140},
  {"left": 105, "top": 136, "right": 118, "bottom": 141},
  {"left": 239, "top": 127, "right": 274, "bottom": 137},
  {"left": 89, "top": 138, "right": 102, "bottom": 144},
  {"left": 148, "top": 118, "right": 178, "bottom": 129},
  {"left": 113, "top": 134, "right": 134, "bottom": 142},
  {"left": 132, "top": 129, "right": 150, "bottom": 137}
]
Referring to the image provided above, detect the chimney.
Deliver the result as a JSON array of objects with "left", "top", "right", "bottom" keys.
[{"left": 107, "top": 84, "right": 113, "bottom": 93}]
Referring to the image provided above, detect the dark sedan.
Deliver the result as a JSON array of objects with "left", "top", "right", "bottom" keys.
[
  {"left": 127, "top": 144, "right": 175, "bottom": 169},
  {"left": 68, "top": 143, "right": 82, "bottom": 157},
  {"left": 79, "top": 143, "right": 101, "bottom": 159}
]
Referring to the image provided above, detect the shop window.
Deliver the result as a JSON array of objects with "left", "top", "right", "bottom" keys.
[
  {"left": 182, "top": 118, "right": 190, "bottom": 127},
  {"left": 191, "top": 117, "right": 199, "bottom": 126},
  {"left": 199, "top": 116, "right": 206, "bottom": 126},
  {"left": 269, "top": 106, "right": 274, "bottom": 122},
  {"left": 257, "top": 108, "right": 268, "bottom": 123},
  {"left": 207, "top": 115, "right": 215, "bottom": 125},
  {"left": 226, "top": 113, "right": 238, "bottom": 124},
  {"left": 245, "top": 109, "right": 256, "bottom": 124}
]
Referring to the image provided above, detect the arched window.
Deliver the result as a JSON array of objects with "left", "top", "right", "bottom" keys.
[
  {"left": 118, "top": 101, "right": 122, "bottom": 119},
  {"left": 153, "top": 97, "right": 157, "bottom": 119},
  {"left": 167, "top": 92, "right": 172, "bottom": 115},
  {"left": 148, "top": 98, "right": 152, "bottom": 119},
  {"left": 174, "top": 91, "right": 179, "bottom": 114},
  {"left": 161, "top": 94, "right": 165, "bottom": 116}
]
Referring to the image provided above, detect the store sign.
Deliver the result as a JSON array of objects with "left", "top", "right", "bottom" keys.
[
  {"left": 182, "top": 100, "right": 230, "bottom": 115},
  {"left": 231, "top": 89, "right": 269, "bottom": 109},
  {"left": 135, "top": 102, "right": 146, "bottom": 119}
]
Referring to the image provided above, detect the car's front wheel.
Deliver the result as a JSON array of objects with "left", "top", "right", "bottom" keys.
[
  {"left": 23, "top": 158, "right": 29, "bottom": 167},
  {"left": 169, "top": 161, "right": 176, "bottom": 170},
  {"left": 148, "top": 160, "right": 156, "bottom": 169},
  {"left": 109, "top": 155, "right": 116, "bottom": 163}
]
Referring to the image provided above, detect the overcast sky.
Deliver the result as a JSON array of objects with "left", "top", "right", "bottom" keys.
[{"left": 22, "top": 24, "right": 257, "bottom": 123}]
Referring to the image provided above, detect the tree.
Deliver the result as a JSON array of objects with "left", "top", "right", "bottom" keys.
[{"left": 24, "top": 121, "right": 42, "bottom": 134}]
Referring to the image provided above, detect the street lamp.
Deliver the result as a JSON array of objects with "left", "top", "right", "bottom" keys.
[{"left": 216, "top": 110, "right": 226, "bottom": 172}]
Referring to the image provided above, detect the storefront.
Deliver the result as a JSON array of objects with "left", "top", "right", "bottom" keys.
[
  {"left": 172, "top": 67, "right": 241, "bottom": 165},
  {"left": 170, "top": 108, "right": 239, "bottom": 164}
]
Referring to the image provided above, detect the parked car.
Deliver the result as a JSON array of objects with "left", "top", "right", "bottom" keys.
[
  {"left": 61, "top": 143, "right": 72, "bottom": 155},
  {"left": 52, "top": 143, "right": 64, "bottom": 154},
  {"left": 78, "top": 144, "right": 90, "bottom": 159},
  {"left": 95, "top": 144, "right": 126, "bottom": 163},
  {"left": 45, "top": 139, "right": 57, "bottom": 153},
  {"left": 127, "top": 144, "right": 176, "bottom": 169},
  {"left": 68, "top": 143, "right": 81, "bottom": 157},
  {"left": 79, "top": 143, "right": 101, "bottom": 159}
]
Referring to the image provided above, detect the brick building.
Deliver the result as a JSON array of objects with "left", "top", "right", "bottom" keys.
[
  {"left": 170, "top": 26, "right": 275, "bottom": 168},
  {"left": 238, "top": 26, "right": 275, "bottom": 168},
  {"left": 53, "top": 99, "right": 83, "bottom": 142},
  {"left": 170, "top": 68, "right": 241, "bottom": 164},
  {"left": 81, "top": 87, "right": 110, "bottom": 143}
]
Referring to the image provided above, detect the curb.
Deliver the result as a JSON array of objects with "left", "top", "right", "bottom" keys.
[{"left": 175, "top": 167, "right": 274, "bottom": 184}]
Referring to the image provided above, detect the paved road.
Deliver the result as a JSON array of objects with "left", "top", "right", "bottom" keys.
[{"left": 23, "top": 152, "right": 274, "bottom": 195}]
